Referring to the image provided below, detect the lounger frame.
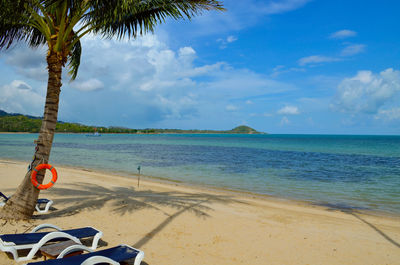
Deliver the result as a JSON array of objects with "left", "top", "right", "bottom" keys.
[
  {"left": 58, "top": 244, "right": 144, "bottom": 265},
  {"left": 0, "top": 224, "right": 102, "bottom": 262},
  {"left": 35, "top": 199, "right": 54, "bottom": 213},
  {"left": 23, "top": 244, "right": 144, "bottom": 265},
  {"left": 80, "top": 255, "right": 120, "bottom": 265}
]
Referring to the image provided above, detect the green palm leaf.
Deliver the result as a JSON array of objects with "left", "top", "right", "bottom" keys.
[{"left": 67, "top": 38, "right": 81, "bottom": 80}]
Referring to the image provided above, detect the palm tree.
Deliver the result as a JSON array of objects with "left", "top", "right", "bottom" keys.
[{"left": 0, "top": 0, "right": 224, "bottom": 220}]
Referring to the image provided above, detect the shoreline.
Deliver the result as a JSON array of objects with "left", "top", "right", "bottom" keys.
[
  {"left": 2, "top": 158, "right": 399, "bottom": 220},
  {"left": 0, "top": 160, "right": 399, "bottom": 264},
  {"left": 1, "top": 131, "right": 399, "bottom": 136}
]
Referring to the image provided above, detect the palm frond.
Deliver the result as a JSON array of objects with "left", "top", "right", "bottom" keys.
[
  {"left": 27, "top": 27, "right": 47, "bottom": 47},
  {"left": 83, "top": 0, "right": 225, "bottom": 39},
  {"left": 0, "top": 0, "right": 54, "bottom": 50},
  {"left": 67, "top": 38, "right": 81, "bottom": 80},
  {"left": 0, "top": 0, "right": 30, "bottom": 49}
]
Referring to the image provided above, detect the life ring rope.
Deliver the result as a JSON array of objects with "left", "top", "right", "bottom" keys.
[{"left": 31, "top": 164, "right": 58, "bottom": 190}]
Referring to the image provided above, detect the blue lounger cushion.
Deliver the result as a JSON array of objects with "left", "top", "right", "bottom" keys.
[
  {"left": 0, "top": 192, "right": 7, "bottom": 201},
  {"left": 0, "top": 227, "right": 98, "bottom": 245},
  {"left": 25, "top": 245, "right": 144, "bottom": 265},
  {"left": 0, "top": 224, "right": 103, "bottom": 262},
  {"left": 37, "top": 198, "right": 51, "bottom": 204}
]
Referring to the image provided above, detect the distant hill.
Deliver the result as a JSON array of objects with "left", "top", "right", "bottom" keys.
[
  {"left": 229, "top": 125, "right": 260, "bottom": 134},
  {"left": 0, "top": 109, "right": 40, "bottom": 120},
  {"left": 0, "top": 110, "right": 264, "bottom": 134}
]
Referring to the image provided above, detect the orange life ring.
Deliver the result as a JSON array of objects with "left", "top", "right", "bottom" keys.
[{"left": 31, "top": 164, "right": 58, "bottom": 190}]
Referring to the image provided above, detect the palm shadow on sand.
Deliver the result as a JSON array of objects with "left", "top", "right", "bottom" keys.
[
  {"left": 34, "top": 182, "right": 241, "bottom": 220},
  {"left": 32, "top": 182, "right": 244, "bottom": 264},
  {"left": 316, "top": 202, "right": 400, "bottom": 249}
]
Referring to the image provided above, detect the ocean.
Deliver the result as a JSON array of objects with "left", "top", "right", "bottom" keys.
[{"left": 0, "top": 133, "right": 399, "bottom": 215}]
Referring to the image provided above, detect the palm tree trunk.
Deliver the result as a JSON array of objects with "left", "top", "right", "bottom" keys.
[{"left": 0, "top": 52, "right": 62, "bottom": 220}]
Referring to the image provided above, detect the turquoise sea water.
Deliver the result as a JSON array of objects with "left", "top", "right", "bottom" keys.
[{"left": 0, "top": 133, "right": 399, "bottom": 214}]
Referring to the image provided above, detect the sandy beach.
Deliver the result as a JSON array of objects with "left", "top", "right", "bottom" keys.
[{"left": 0, "top": 159, "right": 399, "bottom": 265}]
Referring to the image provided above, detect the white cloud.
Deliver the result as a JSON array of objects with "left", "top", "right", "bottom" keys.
[
  {"left": 271, "top": 65, "right": 306, "bottom": 77},
  {"left": 245, "top": 100, "right": 253, "bottom": 104},
  {"left": 227, "top": 35, "right": 238, "bottom": 43},
  {"left": 298, "top": 55, "right": 340, "bottom": 66},
  {"left": 248, "top": 112, "right": 273, "bottom": 118},
  {"left": 280, "top": 116, "right": 290, "bottom": 125},
  {"left": 340, "top": 44, "right": 366, "bottom": 56},
  {"left": 0, "top": 80, "right": 44, "bottom": 115},
  {"left": 167, "top": 0, "right": 312, "bottom": 38},
  {"left": 277, "top": 105, "right": 300, "bottom": 115},
  {"left": 217, "top": 35, "right": 238, "bottom": 49},
  {"left": 71, "top": 78, "right": 104, "bottom": 91},
  {"left": 375, "top": 108, "right": 400, "bottom": 121},
  {"left": 11, "top": 80, "right": 32, "bottom": 90},
  {"left": 272, "top": 65, "right": 285, "bottom": 72},
  {"left": 2, "top": 44, "right": 47, "bottom": 81},
  {"left": 329, "top": 29, "right": 357, "bottom": 39},
  {"left": 5, "top": 45, "right": 46, "bottom": 68},
  {"left": 332, "top": 68, "right": 400, "bottom": 115},
  {"left": 47, "top": 34, "right": 297, "bottom": 127},
  {"left": 179, "top": 46, "right": 196, "bottom": 56},
  {"left": 226, "top": 104, "right": 238, "bottom": 111},
  {"left": 261, "top": 0, "right": 312, "bottom": 15},
  {"left": 297, "top": 42, "right": 365, "bottom": 68}
]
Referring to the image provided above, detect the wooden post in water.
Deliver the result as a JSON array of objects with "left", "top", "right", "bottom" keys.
[{"left": 137, "top": 165, "right": 141, "bottom": 188}]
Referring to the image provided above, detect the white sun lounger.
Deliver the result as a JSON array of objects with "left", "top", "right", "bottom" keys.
[
  {"left": 24, "top": 244, "right": 144, "bottom": 265},
  {"left": 0, "top": 192, "right": 53, "bottom": 213},
  {"left": 34, "top": 198, "right": 54, "bottom": 213},
  {"left": 0, "top": 224, "right": 103, "bottom": 262}
]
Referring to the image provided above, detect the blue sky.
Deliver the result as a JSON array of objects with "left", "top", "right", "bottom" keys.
[{"left": 1, "top": 0, "right": 400, "bottom": 134}]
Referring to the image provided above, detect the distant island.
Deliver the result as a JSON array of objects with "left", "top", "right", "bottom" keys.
[{"left": 0, "top": 110, "right": 264, "bottom": 134}]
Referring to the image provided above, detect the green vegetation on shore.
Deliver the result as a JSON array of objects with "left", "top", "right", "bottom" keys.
[{"left": 0, "top": 110, "right": 264, "bottom": 134}]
